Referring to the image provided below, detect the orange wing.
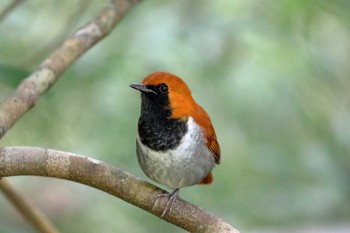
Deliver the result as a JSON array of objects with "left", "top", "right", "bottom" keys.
[{"left": 193, "top": 104, "right": 221, "bottom": 165}]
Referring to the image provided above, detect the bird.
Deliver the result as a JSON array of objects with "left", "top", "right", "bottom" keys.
[{"left": 130, "top": 72, "right": 220, "bottom": 218}]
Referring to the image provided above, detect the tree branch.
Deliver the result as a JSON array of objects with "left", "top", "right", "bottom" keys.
[
  {"left": 0, "top": 0, "right": 141, "bottom": 139},
  {"left": 0, "top": 146, "right": 239, "bottom": 233},
  {"left": 0, "top": 179, "right": 59, "bottom": 233}
]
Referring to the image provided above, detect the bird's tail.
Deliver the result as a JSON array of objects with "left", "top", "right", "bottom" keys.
[{"left": 199, "top": 172, "right": 213, "bottom": 184}]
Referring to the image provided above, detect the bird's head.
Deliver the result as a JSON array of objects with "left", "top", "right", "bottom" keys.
[{"left": 130, "top": 72, "right": 195, "bottom": 119}]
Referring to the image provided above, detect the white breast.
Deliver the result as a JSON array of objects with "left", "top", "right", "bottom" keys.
[{"left": 136, "top": 117, "right": 216, "bottom": 189}]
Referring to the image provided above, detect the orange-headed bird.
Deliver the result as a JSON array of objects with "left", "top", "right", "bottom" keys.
[{"left": 130, "top": 72, "right": 220, "bottom": 218}]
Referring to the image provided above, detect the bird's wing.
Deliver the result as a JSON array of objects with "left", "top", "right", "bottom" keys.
[{"left": 194, "top": 105, "right": 221, "bottom": 164}]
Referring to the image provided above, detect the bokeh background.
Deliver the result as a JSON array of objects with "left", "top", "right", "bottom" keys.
[{"left": 0, "top": 0, "right": 350, "bottom": 232}]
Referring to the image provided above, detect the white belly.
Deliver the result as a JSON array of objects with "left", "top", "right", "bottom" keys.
[{"left": 136, "top": 117, "right": 215, "bottom": 189}]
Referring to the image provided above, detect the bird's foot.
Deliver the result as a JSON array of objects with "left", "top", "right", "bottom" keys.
[{"left": 155, "top": 189, "right": 179, "bottom": 218}]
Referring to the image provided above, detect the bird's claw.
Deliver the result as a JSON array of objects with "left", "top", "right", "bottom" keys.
[{"left": 155, "top": 189, "right": 179, "bottom": 218}]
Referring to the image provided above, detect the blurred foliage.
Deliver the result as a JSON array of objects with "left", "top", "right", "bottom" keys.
[
  {"left": 0, "top": 0, "right": 350, "bottom": 232},
  {"left": 0, "top": 63, "right": 28, "bottom": 87}
]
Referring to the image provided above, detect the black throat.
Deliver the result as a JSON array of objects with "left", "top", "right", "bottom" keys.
[{"left": 137, "top": 86, "right": 187, "bottom": 152}]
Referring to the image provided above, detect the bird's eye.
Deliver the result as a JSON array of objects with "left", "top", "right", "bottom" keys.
[{"left": 159, "top": 84, "right": 168, "bottom": 93}]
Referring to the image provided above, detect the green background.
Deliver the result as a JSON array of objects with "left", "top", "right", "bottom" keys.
[{"left": 0, "top": 0, "right": 349, "bottom": 232}]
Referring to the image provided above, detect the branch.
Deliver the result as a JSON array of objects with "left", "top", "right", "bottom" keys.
[
  {"left": 0, "top": 179, "right": 59, "bottom": 233},
  {"left": 0, "top": 146, "right": 239, "bottom": 233},
  {"left": 0, "top": 0, "right": 141, "bottom": 139}
]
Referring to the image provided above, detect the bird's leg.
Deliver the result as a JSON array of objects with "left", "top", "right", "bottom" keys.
[{"left": 156, "top": 188, "right": 179, "bottom": 218}]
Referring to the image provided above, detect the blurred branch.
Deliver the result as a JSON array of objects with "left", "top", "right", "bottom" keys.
[
  {"left": 0, "top": 179, "right": 59, "bottom": 233},
  {"left": 0, "top": 0, "right": 24, "bottom": 23},
  {"left": 0, "top": 146, "right": 239, "bottom": 233},
  {"left": 20, "top": 0, "right": 94, "bottom": 68},
  {"left": 0, "top": 0, "right": 141, "bottom": 139}
]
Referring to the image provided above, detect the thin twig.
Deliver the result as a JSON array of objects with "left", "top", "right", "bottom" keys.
[
  {"left": 0, "top": 146, "right": 240, "bottom": 233},
  {"left": 0, "top": 0, "right": 141, "bottom": 139},
  {"left": 0, "top": 179, "right": 60, "bottom": 233},
  {"left": 20, "top": 0, "right": 94, "bottom": 68},
  {"left": 0, "top": 0, "right": 24, "bottom": 23}
]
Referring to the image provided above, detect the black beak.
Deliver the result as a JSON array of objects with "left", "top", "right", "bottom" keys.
[{"left": 129, "top": 83, "right": 157, "bottom": 94}]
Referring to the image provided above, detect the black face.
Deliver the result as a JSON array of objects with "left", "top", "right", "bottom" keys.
[
  {"left": 135, "top": 83, "right": 188, "bottom": 151},
  {"left": 140, "top": 83, "right": 171, "bottom": 118}
]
